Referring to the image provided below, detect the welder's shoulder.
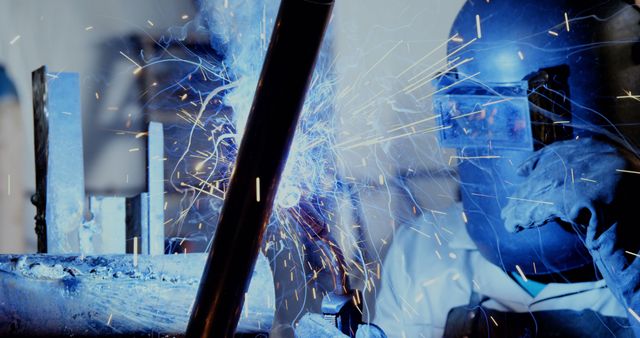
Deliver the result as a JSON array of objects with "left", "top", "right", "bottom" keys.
[
  {"left": 385, "top": 206, "right": 469, "bottom": 278},
  {"left": 375, "top": 206, "right": 472, "bottom": 336},
  {"left": 390, "top": 217, "right": 439, "bottom": 259}
]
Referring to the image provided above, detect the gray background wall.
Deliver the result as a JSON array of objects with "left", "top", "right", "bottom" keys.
[{"left": 0, "top": 0, "right": 197, "bottom": 251}]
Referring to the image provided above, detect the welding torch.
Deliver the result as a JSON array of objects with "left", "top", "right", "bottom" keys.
[{"left": 292, "top": 198, "right": 364, "bottom": 337}]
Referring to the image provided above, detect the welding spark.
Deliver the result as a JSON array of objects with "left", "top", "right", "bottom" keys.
[
  {"left": 515, "top": 265, "right": 528, "bottom": 282},
  {"left": 617, "top": 91, "right": 640, "bottom": 102},
  {"left": 359, "top": 40, "right": 404, "bottom": 82},
  {"left": 396, "top": 34, "right": 460, "bottom": 79},
  {"left": 629, "top": 308, "right": 640, "bottom": 323},
  {"left": 482, "top": 98, "right": 513, "bottom": 106},
  {"left": 506, "top": 197, "right": 554, "bottom": 206},
  {"left": 471, "top": 192, "right": 496, "bottom": 199},
  {"left": 119, "top": 51, "right": 143, "bottom": 75},
  {"left": 9, "top": 35, "right": 20, "bottom": 45},
  {"left": 256, "top": 177, "right": 261, "bottom": 202},
  {"left": 133, "top": 236, "right": 138, "bottom": 267},
  {"left": 409, "top": 227, "right": 431, "bottom": 239},
  {"left": 451, "top": 110, "right": 483, "bottom": 120},
  {"left": 616, "top": 169, "right": 640, "bottom": 175},
  {"left": 418, "top": 71, "right": 481, "bottom": 101},
  {"left": 403, "top": 57, "right": 474, "bottom": 94},
  {"left": 626, "top": 251, "right": 640, "bottom": 258},
  {"left": 448, "top": 155, "right": 500, "bottom": 166}
]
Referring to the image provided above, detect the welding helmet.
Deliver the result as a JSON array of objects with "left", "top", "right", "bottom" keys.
[{"left": 434, "top": 0, "right": 640, "bottom": 276}]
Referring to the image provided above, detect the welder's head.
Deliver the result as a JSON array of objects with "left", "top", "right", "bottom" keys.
[{"left": 433, "top": 0, "right": 640, "bottom": 276}]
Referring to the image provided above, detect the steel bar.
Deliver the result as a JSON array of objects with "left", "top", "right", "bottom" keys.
[
  {"left": 146, "top": 121, "right": 165, "bottom": 255},
  {"left": 0, "top": 253, "right": 274, "bottom": 336},
  {"left": 186, "top": 0, "right": 334, "bottom": 336}
]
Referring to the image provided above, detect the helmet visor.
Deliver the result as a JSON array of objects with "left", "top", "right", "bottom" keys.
[{"left": 434, "top": 81, "right": 533, "bottom": 150}]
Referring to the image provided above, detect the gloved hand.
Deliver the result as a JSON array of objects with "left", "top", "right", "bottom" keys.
[
  {"left": 293, "top": 313, "right": 387, "bottom": 338},
  {"left": 294, "top": 313, "right": 347, "bottom": 338},
  {"left": 501, "top": 138, "right": 640, "bottom": 334}
]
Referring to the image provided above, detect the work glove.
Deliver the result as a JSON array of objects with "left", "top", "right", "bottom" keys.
[
  {"left": 501, "top": 138, "right": 640, "bottom": 335},
  {"left": 292, "top": 313, "right": 386, "bottom": 338}
]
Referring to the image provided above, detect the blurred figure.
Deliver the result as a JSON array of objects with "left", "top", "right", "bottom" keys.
[{"left": 0, "top": 65, "right": 25, "bottom": 253}]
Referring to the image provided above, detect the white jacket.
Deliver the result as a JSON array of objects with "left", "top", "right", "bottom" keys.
[{"left": 373, "top": 203, "right": 626, "bottom": 338}]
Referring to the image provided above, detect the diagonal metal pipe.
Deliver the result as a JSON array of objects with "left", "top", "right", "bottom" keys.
[{"left": 185, "top": 0, "right": 334, "bottom": 337}]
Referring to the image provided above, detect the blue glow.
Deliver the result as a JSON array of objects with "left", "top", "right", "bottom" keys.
[{"left": 198, "top": 0, "right": 337, "bottom": 211}]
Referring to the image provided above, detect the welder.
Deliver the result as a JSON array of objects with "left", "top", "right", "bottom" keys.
[{"left": 374, "top": 0, "right": 640, "bottom": 337}]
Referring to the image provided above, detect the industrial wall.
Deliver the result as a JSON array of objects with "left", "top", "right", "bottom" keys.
[{"left": 0, "top": 0, "right": 196, "bottom": 252}]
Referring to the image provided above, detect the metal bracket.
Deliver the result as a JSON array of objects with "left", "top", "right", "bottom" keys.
[{"left": 321, "top": 289, "right": 363, "bottom": 337}]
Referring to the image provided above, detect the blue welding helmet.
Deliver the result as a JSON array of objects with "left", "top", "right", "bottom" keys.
[{"left": 434, "top": 0, "right": 640, "bottom": 276}]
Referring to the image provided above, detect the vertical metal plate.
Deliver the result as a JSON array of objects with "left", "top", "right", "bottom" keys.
[
  {"left": 90, "top": 196, "right": 126, "bottom": 253},
  {"left": 32, "top": 66, "right": 85, "bottom": 253},
  {"left": 147, "top": 121, "right": 165, "bottom": 255}
]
